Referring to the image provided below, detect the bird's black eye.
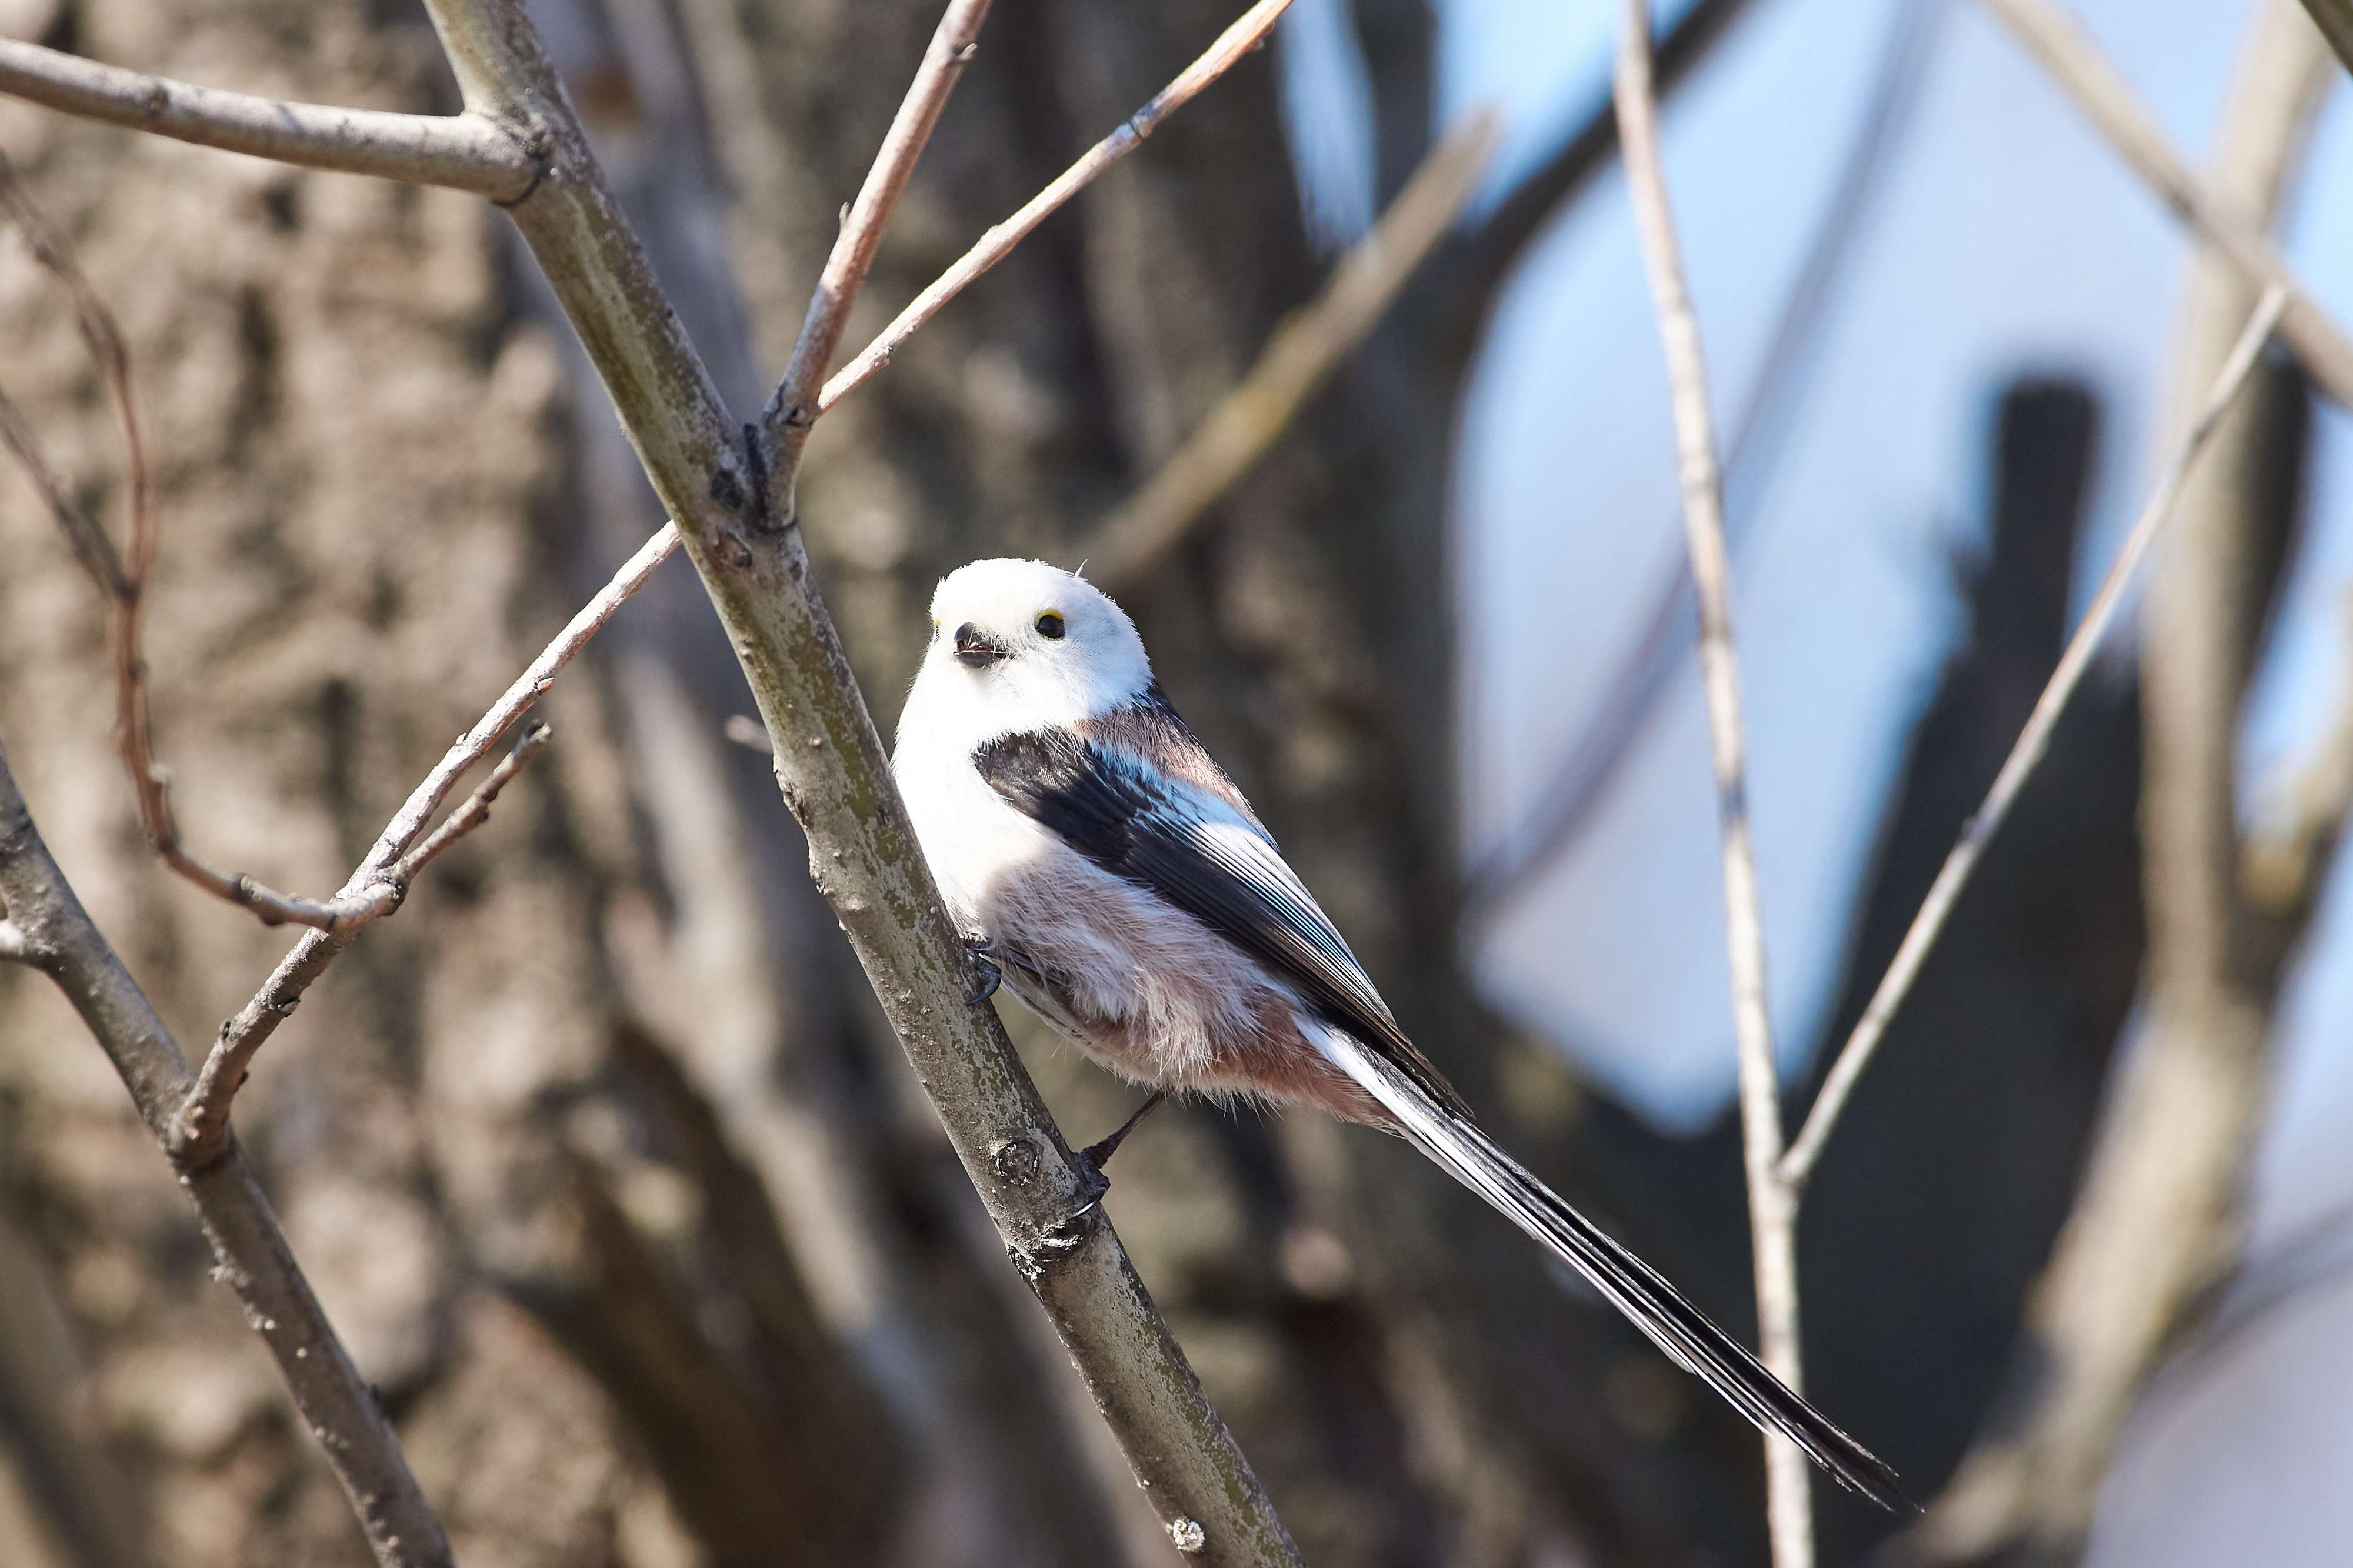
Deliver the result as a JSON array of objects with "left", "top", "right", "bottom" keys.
[{"left": 1035, "top": 612, "right": 1066, "bottom": 640}]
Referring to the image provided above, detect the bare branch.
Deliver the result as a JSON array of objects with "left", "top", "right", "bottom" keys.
[
  {"left": 1780, "top": 286, "right": 2291, "bottom": 1190},
  {"left": 0, "top": 382, "right": 130, "bottom": 598},
  {"left": 819, "top": 0, "right": 1297, "bottom": 415},
  {"left": 388, "top": 723, "right": 551, "bottom": 882},
  {"left": 0, "top": 38, "right": 537, "bottom": 198},
  {"left": 1612, "top": 2, "right": 1809, "bottom": 1562},
  {"left": 1977, "top": 0, "right": 2353, "bottom": 406},
  {"left": 0, "top": 740, "right": 451, "bottom": 1568},
  {"left": 0, "top": 916, "right": 29, "bottom": 966},
  {"left": 410, "top": 0, "right": 1301, "bottom": 1556},
  {"left": 1915, "top": 9, "right": 2331, "bottom": 1552},
  {"left": 169, "top": 526, "right": 676, "bottom": 1165},
  {"left": 1, "top": 152, "right": 407, "bottom": 933},
  {"left": 759, "top": 0, "right": 996, "bottom": 504},
  {"left": 1087, "top": 110, "right": 1499, "bottom": 591}
]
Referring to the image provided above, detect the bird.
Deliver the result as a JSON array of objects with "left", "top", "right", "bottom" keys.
[{"left": 892, "top": 556, "right": 1907, "bottom": 1512}]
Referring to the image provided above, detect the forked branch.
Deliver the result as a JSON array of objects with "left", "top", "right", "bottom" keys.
[
  {"left": 1780, "top": 286, "right": 2291, "bottom": 1189},
  {"left": 0, "top": 151, "right": 454, "bottom": 936},
  {"left": 0, "top": 38, "right": 536, "bottom": 198},
  {"left": 0, "top": 742, "right": 451, "bottom": 1568},
  {"left": 1976, "top": 0, "right": 2353, "bottom": 405},
  {"left": 169, "top": 527, "right": 675, "bottom": 1166},
  {"left": 759, "top": 0, "right": 997, "bottom": 504}
]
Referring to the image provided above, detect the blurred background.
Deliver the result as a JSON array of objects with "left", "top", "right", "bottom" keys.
[{"left": 0, "top": 0, "right": 2346, "bottom": 1564}]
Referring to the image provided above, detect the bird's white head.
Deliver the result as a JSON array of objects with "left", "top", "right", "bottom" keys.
[{"left": 901, "top": 558, "right": 1154, "bottom": 750}]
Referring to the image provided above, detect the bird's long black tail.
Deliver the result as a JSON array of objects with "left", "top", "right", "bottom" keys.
[{"left": 1308, "top": 1022, "right": 1911, "bottom": 1513}]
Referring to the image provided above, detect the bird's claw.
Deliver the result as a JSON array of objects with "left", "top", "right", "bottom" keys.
[{"left": 963, "top": 936, "right": 1002, "bottom": 1005}]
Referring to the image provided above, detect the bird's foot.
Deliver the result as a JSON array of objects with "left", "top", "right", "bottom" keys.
[
  {"left": 1078, "top": 1090, "right": 1166, "bottom": 1179},
  {"left": 962, "top": 936, "right": 1002, "bottom": 1005}
]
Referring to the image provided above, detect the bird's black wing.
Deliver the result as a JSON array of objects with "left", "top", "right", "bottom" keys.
[{"left": 974, "top": 726, "right": 1473, "bottom": 1119}]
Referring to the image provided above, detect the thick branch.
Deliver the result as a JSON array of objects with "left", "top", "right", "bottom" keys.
[
  {"left": 0, "top": 742, "right": 451, "bottom": 1568},
  {"left": 1613, "top": 3, "right": 1808, "bottom": 1563},
  {"left": 758, "top": 0, "right": 996, "bottom": 505},
  {"left": 0, "top": 39, "right": 536, "bottom": 198},
  {"left": 1779, "top": 286, "right": 2289, "bottom": 1190},
  {"left": 415, "top": 0, "right": 1299, "bottom": 1559},
  {"left": 1978, "top": 0, "right": 2353, "bottom": 406},
  {"left": 1086, "top": 111, "right": 1498, "bottom": 590}
]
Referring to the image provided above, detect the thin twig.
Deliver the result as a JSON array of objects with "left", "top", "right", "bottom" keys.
[
  {"left": 0, "top": 39, "right": 537, "bottom": 198},
  {"left": 1613, "top": 2, "right": 1809, "bottom": 1563},
  {"left": 169, "top": 526, "right": 676, "bottom": 1165},
  {"left": 759, "top": 0, "right": 996, "bottom": 504},
  {"left": 819, "top": 0, "right": 1297, "bottom": 414},
  {"left": 1086, "top": 109, "right": 1499, "bottom": 590},
  {"left": 0, "top": 153, "right": 401, "bottom": 933},
  {"left": 0, "top": 383, "right": 131, "bottom": 598},
  {"left": 1976, "top": 0, "right": 2353, "bottom": 406},
  {"left": 1780, "top": 284, "right": 2289, "bottom": 1190},
  {"left": 386, "top": 722, "right": 551, "bottom": 883},
  {"left": 0, "top": 741, "right": 452, "bottom": 1568}
]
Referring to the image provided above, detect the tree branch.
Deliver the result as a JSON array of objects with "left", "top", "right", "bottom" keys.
[
  {"left": 0, "top": 38, "right": 537, "bottom": 199},
  {"left": 1977, "top": 0, "right": 2353, "bottom": 407},
  {"left": 168, "top": 523, "right": 677, "bottom": 1165},
  {"left": 1917, "top": 5, "right": 2332, "bottom": 1553},
  {"left": 0, "top": 150, "right": 416, "bottom": 935},
  {"left": 1779, "top": 285, "right": 2290, "bottom": 1190},
  {"left": 818, "top": 0, "right": 1297, "bottom": 415},
  {"left": 758, "top": 0, "right": 996, "bottom": 508},
  {"left": 1086, "top": 109, "right": 1499, "bottom": 591},
  {"left": 0, "top": 740, "right": 451, "bottom": 1568},
  {"left": 410, "top": 0, "right": 1302, "bottom": 1559},
  {"left": 1612, "top": 2, "right": 1809, "bottom": 1562}
]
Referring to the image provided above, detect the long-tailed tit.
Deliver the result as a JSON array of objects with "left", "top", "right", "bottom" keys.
[{"left": 893, "top": 558, "right": 1905, "bottom": 1510}]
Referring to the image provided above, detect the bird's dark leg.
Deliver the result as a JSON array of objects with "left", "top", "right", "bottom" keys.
[
  {"left": 963, "top": 936, "right": 1001, "bottom": 1005},
  {"left": 1080, "top": 1090, "right": 1166, "bottom": 1173}
]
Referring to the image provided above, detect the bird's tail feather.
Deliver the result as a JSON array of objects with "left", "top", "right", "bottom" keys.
[{"left": 1307, "top": 1022, "right": 1911, "bottom": 1514}]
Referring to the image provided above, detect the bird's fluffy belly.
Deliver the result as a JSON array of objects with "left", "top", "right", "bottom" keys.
[{"left": 978, "top": 845, "right": 1387, "bottom": 1125}]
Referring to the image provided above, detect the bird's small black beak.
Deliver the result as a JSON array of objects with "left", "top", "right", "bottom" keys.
[{"left": 952, "top": 622, "right": 1006, "bottom": 668}]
